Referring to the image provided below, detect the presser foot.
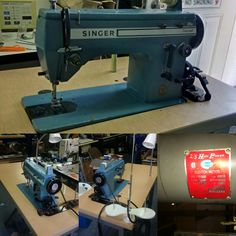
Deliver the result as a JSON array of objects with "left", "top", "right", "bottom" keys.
[{"left": 51, "top": 97, "right": 63, "bottom": 108}]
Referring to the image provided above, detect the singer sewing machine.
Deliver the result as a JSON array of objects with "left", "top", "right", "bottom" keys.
[
  {"left": 90, "top": 159, "right": 128, "bottom": 203},
  {"left": 22, "top": 0, "right": 206, "bottom": 132},
  {"left": 19, "top": 158, "right": 63, "bottom": 215}
]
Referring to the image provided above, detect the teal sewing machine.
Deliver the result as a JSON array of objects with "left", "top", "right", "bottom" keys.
[
  {"left": 90, "top": 159, "right": 128, "bottom": 204},
  {"left": 22, "top": 0, "right": 205, "bottom": 132}
]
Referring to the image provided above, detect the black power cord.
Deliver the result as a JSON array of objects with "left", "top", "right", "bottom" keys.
[
  {"left": 60, "top": 189, "right": 79, "bottom": 217},
  {"left": 97, "top": 180, "right": 121, "bottom": 236},
  {"left": 97, "top": 200, "right": 139, "bottom": 236},
  {"left": 182, "top": 61, "right": 211, "bottom": 102},
  {"left": 127, "top": 200, "right": 138, "bottom": 224},
  {"left": 98, "top": 204, "right": 109, "bottom": 236}
]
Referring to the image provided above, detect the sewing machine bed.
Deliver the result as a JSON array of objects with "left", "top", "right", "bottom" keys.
[
  {"left": 22, "top": 83, "right": 185, "bottom": 133},
  {"left": 17, "top": 183, "right": 78, "bottom": 216}
]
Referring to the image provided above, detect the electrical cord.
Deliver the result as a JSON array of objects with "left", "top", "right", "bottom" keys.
[
  {"left": 60, "top": 188, "right": 67, "bottom": 203},
  {"left": 127, "top": 199, "right": 138, "bottom": 223},
  {"left": 69, "top": 207, "right": 79, "bottom": 217},
  {"left": 98, "top": 204, "right": 109, "bottom": 236},
  {"left": 96, "top": 180, "right": 121, "bottom": 236},
  {"left": 183, "top": 61, "right": 211, "bottom": 102},
  {"left": 97, "top": 199, "right": 139, "bottom": 236},
  {"left": 60, "top": 189, "right": 79, "bottom": 217}
]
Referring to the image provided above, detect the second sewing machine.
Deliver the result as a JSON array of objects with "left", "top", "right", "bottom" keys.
[
  {"left": 22, "top": 0, "right": 210, "bottom": 132},
  {"left": 89, "top": 158, "right": 128, "bottom": 204}
]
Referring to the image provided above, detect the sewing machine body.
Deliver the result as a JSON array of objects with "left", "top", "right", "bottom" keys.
[
  {"left": 21, "top": 158, "right": 62, "bottom": 214},
  {"left": 91, "top": 159, "right": 128, "bottom": 203},
  {"left": 22, "top": 7, "right": 203, "bottom": 132}
]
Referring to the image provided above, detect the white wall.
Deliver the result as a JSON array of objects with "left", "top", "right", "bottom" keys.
[
  {"left": 209, "top": 0, "right": 236, "bottom": 81},
  {"left": 185, "top": 0, "right": 236, "bottom": 81},
  {"left": 186, "top": 12, "right": 222, "bottom": 75},
  {"left": 221, "top": 18, "right": 236, "bottom": 86}
]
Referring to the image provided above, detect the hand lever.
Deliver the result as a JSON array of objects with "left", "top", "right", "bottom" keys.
[
  {"left": 161, "top": 43, "right": 176, "bottom": 81},
  {"left": 61, "top": 8, "right": 71, "bottom": 49},
  {"left": 164, "top": 43, "right": 176, "bottom": 68}
]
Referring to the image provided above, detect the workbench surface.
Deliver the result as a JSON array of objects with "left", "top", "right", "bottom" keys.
[
  {"left": 1, "top": 57, "right": 236, "bottom": 133},
  {"left": 79, "top": 163, "right": 157, "bottom": 231}
]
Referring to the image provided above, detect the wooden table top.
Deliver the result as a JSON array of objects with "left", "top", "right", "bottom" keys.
[
  {"left": 79, "top": 163, "right": 157, "bottom": 230},
  {"left": 1, "top": 57, "right": 236, "bottom": 133},
  {"left": 0, "top": 162, "right": 78, "bottom": 236}
]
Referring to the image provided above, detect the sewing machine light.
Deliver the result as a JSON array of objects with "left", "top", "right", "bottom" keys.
[
  {"left": 143, "top": 133, "right": 157, "bottom": 176},
  {"left": 36, "top": 133, "right": 62, "bottom": 159},
  {"left": 142, "top": 133, "right": 157, "bottom": 150},
  {"left": 49, "top": 133, "right": 62, "bottom": 143}
]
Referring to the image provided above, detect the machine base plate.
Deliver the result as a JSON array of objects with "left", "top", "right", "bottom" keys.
[
  {"left": 22, "top": 83, "right": 185, "bottom": 133},
  {"left": 17, "top": 183, "right": 78, "bottom": 216},
  {"left": 89, "top": 178, "right": 129, "bottom": 204},
  {"left": 89, "top": 192, "right": 112, "bottom": 204}
]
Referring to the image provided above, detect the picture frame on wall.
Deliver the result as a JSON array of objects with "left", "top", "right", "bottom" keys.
[{"left": 182, "top": 0, "right": 222, "bottom": 8}]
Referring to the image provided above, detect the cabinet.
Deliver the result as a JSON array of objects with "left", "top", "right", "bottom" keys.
[
  {"left": 185, "top": 0, "right": 236, "bottom": 81},
  {"left": 0, "top": 182, "right": 15, "bottom": 223},
  {"left": 222, "top": 17, "right": 236, "bottom": 86},
  {"left": 187, "top": 13, "right": 222, "bottom": 75}
]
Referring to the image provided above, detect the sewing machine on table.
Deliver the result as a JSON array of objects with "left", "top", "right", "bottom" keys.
[
  {"left": 18, "top": 158, "right": 77, "bottom": 216},
  {"left": 22, "top": 0, "right": 208, "bottom": 132},
  {"left": 89, "top": 159, "right": 128, "bottom": 204}
]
